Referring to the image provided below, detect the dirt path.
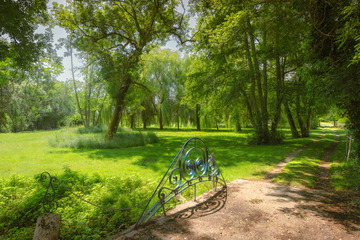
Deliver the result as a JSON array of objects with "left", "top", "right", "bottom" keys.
[
  {"left": 108, "top": 180, "right": 360, "bottom": 240},
  {"left": 264, "top": 128, "right": 326, "bottom": 180},
  {"left": 314, "top": 129, "right": 340, "bottom": 191},
  {"left": 107, "top": 129, "right": 360, "bottom": 240}
]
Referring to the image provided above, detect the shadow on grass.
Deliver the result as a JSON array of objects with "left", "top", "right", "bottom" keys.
[
  {"left": 49, "top": 128, "right": 323, "bottom": 179},
  {"left": 273, "top": 160, "right": 318, "bottom": 187}
]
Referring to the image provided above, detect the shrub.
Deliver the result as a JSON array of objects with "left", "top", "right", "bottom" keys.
[
  {"left": 247, "top": 130, "right": 285, "bottom": 145},
  {"left": 48, "top": 127, "right": 158, "bottom": 149},
  {"left": 0, "top": 168, "right": 156, "bottom": 239}
]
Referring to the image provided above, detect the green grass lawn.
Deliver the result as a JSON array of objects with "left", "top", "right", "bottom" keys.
[
  {"left": 273, "top": 127, "right": 345, "bottom": 187},
  {"left": 0, "top": 126, "right": 343, "bottom": 239},
  {"left": 331, "top": 130, "right": 360, "bottom": 191},
  {"left": 0, "top": 127, "right": 325, "bottom": 182}
]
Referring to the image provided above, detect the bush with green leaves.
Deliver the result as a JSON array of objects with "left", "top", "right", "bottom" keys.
[
  {"left": 0, "top": 168, "right": 156, "bottom": 239},
  {"left": 48, "top": 127, "right": 158, "bottom": 149}
]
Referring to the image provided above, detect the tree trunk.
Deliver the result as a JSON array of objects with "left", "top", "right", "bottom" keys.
[
  {"left": 0, "top": 87, "right": 3, "bottom": 133},
  {"left": 177, "top": 112, "right": 180, "bottom": 130},
  {"left": 95, "top": 95, "right": 106, "bottom": 126},
  {"left": 236, "top": 120, "right": 242, "bottom": 132},
  {"left": 283, "top": 102, "right": 300, "bottom": 138},
  {"left": 70, "top": 36, "right": 85, "bottom": 127},
  {"left": 86, "top": 80, "right": 91, "bottom": 128},
  {"left": 271, "top": 56, "right": 283, "bottom": 139},
  {"left": 239, "top": 86, "right": 256, "bottom": 127},
  {"left": 142, "top": 109, "right": 147, "bottom": 129},
  {"left": 130, "top": 113, "right": 135, "bottom": 129},
  {"left": 196, "top": 104, "right": 201, "bottom": 131},
  {"left": 297, "top": 113, "right": 307, "bottom": 137},
  {"left": 271, "top": 98, "right": 282, "bottom": 137},
  {"left": 247, "top": 18, "right": 270, "bottom": 144},
  {"left": 159, "top": 105, "right": 163, "bottom": 130},
  {"left": 105, "top": 80, "right": 131, "bottom": 139},
  {"left": 295, "top": 88, "right": 307, "bottom": 137},
  {"left": 306, "top": 108, "right": 311, "bottom": 136}
]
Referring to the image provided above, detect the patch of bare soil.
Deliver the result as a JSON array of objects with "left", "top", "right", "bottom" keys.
[{"left": 107, "top": 179, "right": 360, "bottom": 240}]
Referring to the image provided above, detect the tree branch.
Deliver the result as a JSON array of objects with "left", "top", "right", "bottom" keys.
[{"left": 131, "top": 81, "right": 152, "bottom": 93}]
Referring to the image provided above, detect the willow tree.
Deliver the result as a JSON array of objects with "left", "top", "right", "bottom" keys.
[
  {"left": 140, "top": 48, "right": 188, "bottom": 130},
  {"left": 54, "top": 0, "right": 188, "bottom": 139}
]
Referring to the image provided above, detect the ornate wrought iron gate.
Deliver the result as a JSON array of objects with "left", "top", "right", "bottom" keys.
[
  {"left": 41, "top": 137, "right": 226, "bottom": 229},
  {"left": 135, "top": 137, "right": 226, "bottom": 227}
]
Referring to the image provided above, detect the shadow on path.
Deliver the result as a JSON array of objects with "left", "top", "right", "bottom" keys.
[
  {"left": 314, "top": 128, "right": 340, "bottom": 190},
  {"left": 263, "top": 127, "right": 326, "bottom": 180}
]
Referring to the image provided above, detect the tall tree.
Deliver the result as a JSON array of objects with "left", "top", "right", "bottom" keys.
[
  {"left": 54, "top": 0, "right": 188, "bottom": 139},
  {"left": 0, "top": 0, "right": 49, "bottom": 132},
  {"left": 308, "top": 0, "right": 360, "bottom": 157},
  {"left": 140, "top": 48, "right": 187, "bottom": 130},
  {"left": 190, "top": 0, "right": 309, "bottom": 143}
]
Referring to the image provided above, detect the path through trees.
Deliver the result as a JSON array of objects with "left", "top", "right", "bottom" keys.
[{"left": 108, "top": 128, "right": 360, "bottom": 240}]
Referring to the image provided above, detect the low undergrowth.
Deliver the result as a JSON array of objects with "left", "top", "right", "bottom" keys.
[
  {"left": 48, "top": 127, "right": 158, "bottom": 149},
  {"left": 0, "top": 168, "right": 155, "bottom": 239},
  {"left": 0, "top": 168, "right": 215, "bottom": 240},
  {"left": 331, "top": 137, "right": 360, "bottom": 191}
]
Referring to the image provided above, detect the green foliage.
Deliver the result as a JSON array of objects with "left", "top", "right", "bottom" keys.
[
  {"left": 77, "top": 126, "right": 108, "bottom": 134},
  {"left": 247, "top": 130, "right": 285, "bottom": 145},
  {"left": 139, "top": 48, "right": 190, "bottom": 129},
  {"left": 0, "top": 168, "right": 155, "bottom": 239},
  {"left": 0, "top": 0, "right": 48, "bottom": 66},
  {"left": 308, "top": 1, "right": 360, "bottom": 158},
  {"left": 53, "top": 0, "right": 189, "bottom": 137},
  {"left": 49, "top": 127, "right": 158, "bottom": 149},
  {"left": 0, "top": 126, "right": 330, "bottom": 238},
  {"left": 331, "top": 134, "right": 360, "bottom": 191}
]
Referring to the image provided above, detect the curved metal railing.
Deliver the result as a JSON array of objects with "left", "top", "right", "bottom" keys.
[
  {"left": 40, "top": 137, "right": 226, "bottom": 228},
  {"left": 135, "top": 137, "right": 226, "bottom": 228}
]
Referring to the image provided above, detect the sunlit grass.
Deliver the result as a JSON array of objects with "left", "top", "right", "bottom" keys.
[
  {"left": 0, "top": 126, "right": 332, "bottom": 239},
  {"left": 330, "top": 129, "right": 360, "bottom": 191},
  {"left": 0, "top": 126, "right": 324, "bottom": 182},
  {"left": 48, "top": 127, "right": 158, "bottom": 149},
  {"left": 273, "top": 127, "right": 342, "bottom": 187}
]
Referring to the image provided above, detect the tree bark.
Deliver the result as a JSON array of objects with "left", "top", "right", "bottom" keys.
[
  {"left": 283, "top": 102, "right": 300, "bottom": 138},
  {"left": 0, "top": 87, "right": 3, "bottom": 133},
  {"left": 295, "top": 95, "right": 308, "bottom": 137},
  {"left": 159, "top": 105, "right": 163, "bottom": 130},
  {"left": 196, "top": 104, "right": 201, "bottom": 131},
  {"left": 105, "top": 79, "right": 131, "bottom": 139},
  {"left": 130, "top": 113, "right": 135, "bottom": 129},
  {"left": 236, "top": 120, "right": 242, "bottom": 132},
  {"left": 271, "top": 56, "right": 284, "bottom": 140},
  {"left": 86, "top": 80, "right": 91, "bottom": 128},
  {"left": 306, "top": 108, "right": 311, "bottom": 136},
  {"left": 95, "top": 94, "right": 106, "bottom": 126},
  {"left": 142, "top": 109, "right": 147, "bottom": 129},
  {"left": 177, "top": 112, "right": 180, "bottom": 130},
  {"left": 247, "top": 18, "right": 269, "bottom": 143},
  {"left": 70, "top": 36, "right": 85, "bottom": 127}
]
